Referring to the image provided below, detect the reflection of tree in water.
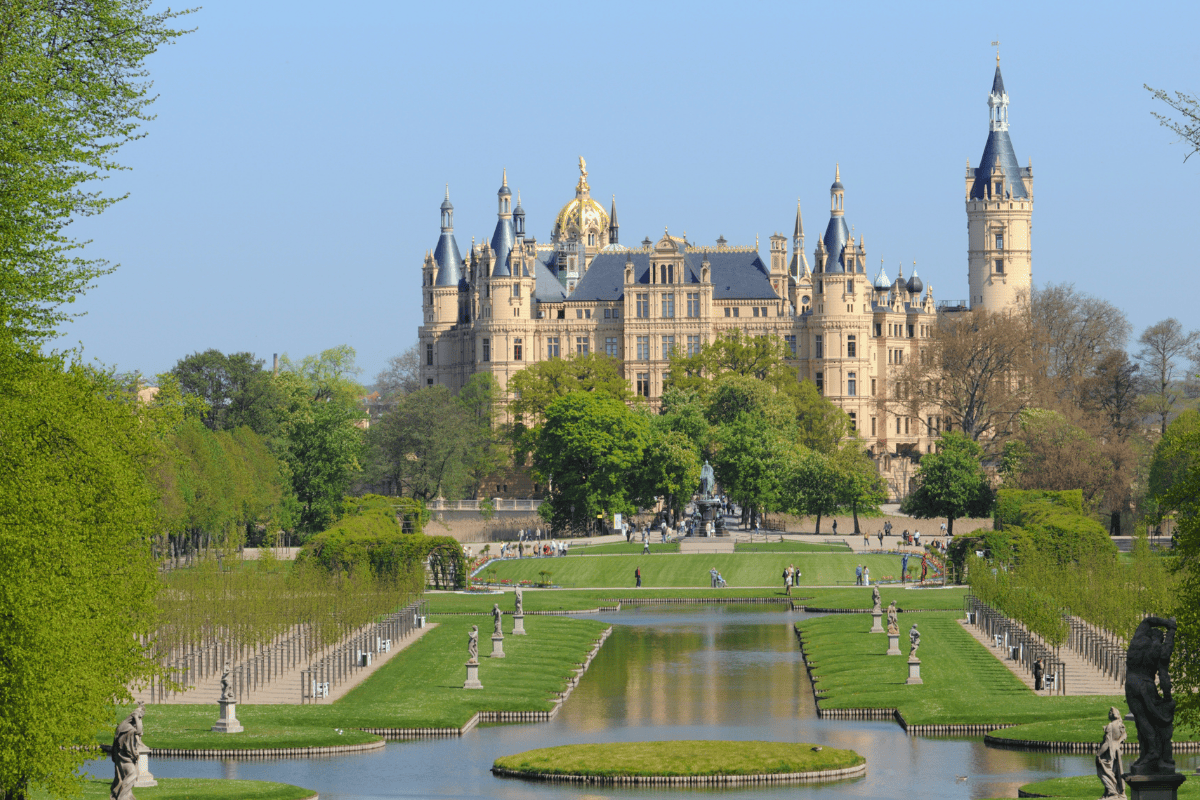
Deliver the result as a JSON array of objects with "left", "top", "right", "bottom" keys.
[{"left": 426, "top": 542, "right": 460, "bottom": 589}]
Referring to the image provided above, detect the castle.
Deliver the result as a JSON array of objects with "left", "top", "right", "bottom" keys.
[{"left": 417, "top": 60, "right": 1031, "bottom": 492}]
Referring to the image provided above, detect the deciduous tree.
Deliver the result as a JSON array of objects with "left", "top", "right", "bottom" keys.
[
  {"left": 1135, "top": 318, "right": 1199, "bottom": 435},
  {"left": 1145, "top": 84, "right": 1200, "bottom": 162},
  {"left": 902, "top": 432, "right": 993, "bottom": 535},
  {"left": 374, "top": 344, "right": 421, "bottom": 401}
]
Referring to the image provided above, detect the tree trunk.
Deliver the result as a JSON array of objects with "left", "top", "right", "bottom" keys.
[
  {"left": 815, "top": 514, "right": 822, "bottom": 535},
  {"left": 947, "top": 517, "right": 955, "bottom": 537},
  {"left": 852, "top": 504, "right": 861, "bottom": 534}
]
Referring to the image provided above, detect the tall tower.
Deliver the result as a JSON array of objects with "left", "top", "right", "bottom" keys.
[{"left": 966, "top": 56, "right": 1033, "bottom": 312}]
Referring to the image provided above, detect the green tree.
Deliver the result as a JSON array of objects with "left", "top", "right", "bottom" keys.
[
  {"left": 637, "top": 427, "right": 702, "bottom": 521},
  {"left": 658, "top": 386, "right": 712, "bottom": 458},
  {"left": 508, "top": 353, "right": 631, "bottom": 457},
  {"left": 170, "top": 349, "right": 287, "bottom": 437},
  {"left": 783, "top": 447, "right": 840, "bottom": 534},
  {"left": 533, "top": 393, "right": 649, "bottom": 532},
  {"left": 0, "top": 2, "right": 191, "bottom": 347},
  {"left": 367, "top": 386, "right": 473, "bottom": 502},
  {"left": 1159, "top": 425, "right": 1200, "bottom": 728},
  {"left": 456, "top": 373, "right": 509, "bottom": 497},
  {"left": 1135, "top": 318, "right": 1199, "bottom": 436},
  {"left": 902, "top": 432, "right": 993, "bottom": 535},
  {"left": 999, "top": 408, "right": 1116, "bottom": 509},
  {"left": 0, "top": 352, "right": 160, "bottom": 800},
  {"left": 669, "top": 328, "right": 791, "bottom": 390},
  {"left": 832, "top": 444, "right": 888, "bottom": 534},
  {"left": 1148, "top": 409, "right": 1200, "bottom": 520},
  {"left": 791, "top": 378, "right": 849, "bottom": 453}
]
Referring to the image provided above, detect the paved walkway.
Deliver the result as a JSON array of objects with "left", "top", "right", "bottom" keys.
[
  {"left": 134, "top": 623, "right": 436, "bottom": 706},
  {"left": 958, "top": 618, "right": 1123, "bottom": 696}
]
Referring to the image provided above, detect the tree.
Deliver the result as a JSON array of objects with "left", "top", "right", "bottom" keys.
[
  {"left": 668, "top": 329, "right": 791, "bottom": 390},
  {"left": 374, "top": 344, "right": 421, "bottom": 400},
  {"left": 636, "top": 428, "right": 702, "bottom": 522},
  {"left": 0, "top": 352, "right": 160, "bottom": 800},
  {"left": 1027, "top": 284, "right": 1130, "bottom": 410},
  {"left": 367, "top": 386, "right": 474, "bottom": 502},
  {"left": 901, "top": 308, "right": 1031, "bottom": 445},
  {"left": 456, "top": 373, "right": 508, "bottom": 496},
  {"left": 1135, "top": 318, "right": 1199, "bottom": 435},
  {"left": 170, "top": 350, "right": 286, "bottom": 437},
  {"left": 1148, "top": 410, "right": 1200, "bottom": 520},
  {"left": 902, "top": 432, "right": 993, "bottom": 535},
  {"left": 533, "top": 393, "right": 649, "bottom": 532},
  {"left": 1000, "top": 409, "right": 1116, "bottom": 509},
  {"left": 1158, "top": 425, "right": 1200, "bottom": 729},
  {"left": 1080, "top": 350, "right": 1141, "bottom": 439},
  {"left": 783, "top": 448, "right": 840, "bottom": 534},
  {"left": 1145, "top": 85, "right": 1200, "bottom": 162},
  {"left": 832, "top": 444, "right": 888, "bottom": 534},
  {"left": 0, "top": 2, "right": 191, "bottom": 347},
  {"left": 791, "top": 378, "right": 849, "bottom": 453},
  {"left": 508, "top": 353, "right": 631, "bottom": 457}
]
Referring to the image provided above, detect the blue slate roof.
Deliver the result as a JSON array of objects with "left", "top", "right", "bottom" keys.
[
  {"left": 970, "top": 129, "right": 1029, "bottom": 200},
  {"left": 490, "top": 217, "right": 515, "bottom": 277},
  {"left": 569, "top": 248, "right": 776, "bottom": 302},
  {"left": 533, "top": 251, "right": 567, "bottom": 303},
  {"left": 821, "top": 215, "right": 849, "bottom": 274},
  {"left": 433, "top": 230, "right": 463, "bottom": 287},
  {"left": 991, "top": 64, "right": 1006, "bottom": 96}
]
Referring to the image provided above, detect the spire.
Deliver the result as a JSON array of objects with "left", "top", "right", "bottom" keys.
[
  {"left": 969, "top": 58, "right": 1027, "bottom": 200},
  {"left": 873, "top": 258, "right": 891, "bottom": 290},
  {"left": 433, "top": 187, "right": 463, "bottom": 287},
  {"left": 513, "top": 190, "right": 525, "bottom": 239},
  {"left": 439, "top": 184, "right": 454, "bottom": 231},
  {"left": 906, "top": 260, "right": 924, "bottom": 295},
  {"left": 609, "top": 194, "right": 619, "bottom": 245},
  {"left": 790, "top": 199, "right": 809, "bottom": 278},
  {"left": 491, "top": 172, "right": 515, "bottom": 276}
]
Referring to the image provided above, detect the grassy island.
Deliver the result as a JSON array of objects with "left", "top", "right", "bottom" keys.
[
  {"left": 34, "top": 779, "right": 315, "bottom": 800},
  {"left": 492, "top": 741, "right": 864, "bottom": 781},
  {"left": 1017, "top": 776, "right": 1200, "bottom": 799}
]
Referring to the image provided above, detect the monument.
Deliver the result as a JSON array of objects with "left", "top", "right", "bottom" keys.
[
  {"left": 110, "top": 703, "right": 148, "bottom": 800},
  {"left": 210, "top": 663, "right": 243, "bottom": 733},
  {"left": 1123, "top": 616, "right": 1184, "bottom": 800},
  {"left": 694, "top": 461, "right": 725, "bottom": 535},
  {"left": 886, "top": 601, "right": 901, "bottom": 655},
  {"left": 464, "top": 625, "right": 483, "bottom": 689},
  {"left": 870, "top": 586, "right": 884, "bottom": 633},
  {"left": 906, "top": 623, "right": 923, "bottom": 685},
  {"left": 490, "top": 603, "right": 505, "bottom": 658},
  {"left": 1097, "top": 706, "right": 1127, "bottom": 800},
  {"left": 512, "top": 586, "right": 526, "bottom": 635}
]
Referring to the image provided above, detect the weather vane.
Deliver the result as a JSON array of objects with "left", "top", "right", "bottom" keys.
[{"left": 991, "top": 40, "right": 1000, "bottom": 63}]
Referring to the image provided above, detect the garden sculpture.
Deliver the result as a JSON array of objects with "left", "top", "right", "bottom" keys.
[
  {"left": 514, "top": 587, "right": 523, "bottom": 616},
  {"left": 219, "top": 663, "right": 235, "bottom": 702},
  {"left": 871, "top": 585, "right": 881, "bottom": 613},
  {"left": 887, "top": 601, "right": 899, "bottom": 634},
  {"left": 110, "top": 703, "right": 145, "bottom": 800},
  {"left": 1095, "top": 706, "right": 1126, "bottom": 798},
  {"left": 1125, "top": 616, "right": 1176, "bottom": 775},
  {"left": 468, "top": 625, "right": 479, "bottom": 664},
  {"left": 909, "top": 623, "right": 920, "bottom": 659},
  {"left": 492, "top": 603, "right": 503, "bottom": 637}
]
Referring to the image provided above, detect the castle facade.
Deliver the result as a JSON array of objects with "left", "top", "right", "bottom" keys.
[{"left": 417, "top": 61, "right": 1031, "bottom": 482}]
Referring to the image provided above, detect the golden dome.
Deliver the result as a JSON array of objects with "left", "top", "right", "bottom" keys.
[{"left": 553, "top": 194, "right": 609, "bottom": 240}]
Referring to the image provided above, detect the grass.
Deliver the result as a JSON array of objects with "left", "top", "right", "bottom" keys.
[
  {"left": 1017, "top": 776, "right": 1200, "bottom": 799},
  {"left": 424, "top": 586, "right": 969, "bottom": 614},
  {"left": 734, "top": 541, "right": 852, "bottom": 552},
  {"left": 798, "top": 611, "right": 1131, "bottom": 727},
  {"left": 487, "top": 553, "right": 913, "bottom": 588},
  {"left": 33, "top": 779, "right": 314, "bottom": 800},
  {"left": 103, "top": 615, "right": 608, "bottom": 750},
  {"left": 568, "top": 542, "right": 680, "bottom": 555},
  {"left": 492, "top": 741, "right": 864, "bottom": 778}
]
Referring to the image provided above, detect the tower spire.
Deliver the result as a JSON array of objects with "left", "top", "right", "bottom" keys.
[{"left": 609, "top": 194, "right": 619, "bottom": 245}]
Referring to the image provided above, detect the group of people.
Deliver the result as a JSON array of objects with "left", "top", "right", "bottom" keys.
[
  {"left": 499, "top": 532, "right": 568, "bottom": 559},
  {"left": 854, "top": 564, "right": 872, "bottom": 585},
  {"left": 709, "top": 567, "right": 727, "bottom": 588},
  {"left": 782, "top": 563, "right": 800, "bottom": 595}
]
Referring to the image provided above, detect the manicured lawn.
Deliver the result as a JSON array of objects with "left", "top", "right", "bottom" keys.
[
  {"left": 569, "top": 542, "right": 680, "bottom": 555},
  {"left": 34, "top": 779, "right": 314, "bottom": 800},
  {"left": 989, "top": 717, "right": 1197, "bottom": 744},
  {"left": 798, "top": 612, "right": 1128, "bottom": 726},
  {"left": 423, "top": 586, "right": 969, "bottom": 614},
  {"left": 493, "top": 741, "right": 864, "bottom": 778},
  {"left": 735, "top": 541, "right": 851, "bottom": 552},
  {"left": 104, "top": 616, "right": 608, "bottom": 750},
  {"left": 486, "top": 553, "right": 911, "bottom": 588},
  {"left": 1017, "top": 776, "right": 1200, "bottom": 799}
]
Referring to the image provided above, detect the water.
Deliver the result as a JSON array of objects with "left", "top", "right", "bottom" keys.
[{"left": 89, "top": 607, "right": 1199, "bottom": 799}]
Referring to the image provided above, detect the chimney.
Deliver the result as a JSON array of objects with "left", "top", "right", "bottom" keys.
[{"left": 272, "top": 353, "right": 278, "bottom": 375}]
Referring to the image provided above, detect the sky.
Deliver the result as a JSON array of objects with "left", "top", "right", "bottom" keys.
[{"left": 59, "top": 0, "right": 1200, "bottom": 383}]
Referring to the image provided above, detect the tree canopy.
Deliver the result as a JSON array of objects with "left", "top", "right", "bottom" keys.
[{"left": 902, "top": 432, "right": 993, "bottom": 535}]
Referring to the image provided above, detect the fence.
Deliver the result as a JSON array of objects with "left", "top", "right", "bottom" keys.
[
  {"left": 300, "top": 599, "right": 428, "bottom": 703},
  {"left": 427, "top": 498, "right": 544, "bottom": 512},
  {"left": 1064, "top": 615, "right": 1126, "bottom": 686},
  {"left": 965, "top": 594, "right": 1066, "bottom": 695}
]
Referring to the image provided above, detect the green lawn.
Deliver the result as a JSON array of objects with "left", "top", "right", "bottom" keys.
[
  {"left": 486, "top": 553, "right": 912, "bottom": 588},
  {"left": 493, "top": 741, "right": 864, "bottom": 778},
  {"left": 104, "top": 615, "right": 608, "bottom": 750},
  {"left": 34, "top": 779, "right": 314, "bottom": 800},
  {"left": 798, "top": 612, "right": 1128, "bottom": 726},
  {"left": 424, "top": 586, "right": 968, "bottom": 614},
  {"left": 1017, "top": 776, "right": 1200, "bottom": 799},
  {"left": 734, "top": 541, "right": 851, "bottom": 553},
  {"left": 568, "top": 542, "right": 680, "bottom": 555}
]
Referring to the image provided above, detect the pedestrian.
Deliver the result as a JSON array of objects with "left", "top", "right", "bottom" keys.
[
  {"left": 863, "top": 533, "right": 870, "bottom": 548},
  {"left": 902, "top": 553, "right": 910, "bottom": 583},
  {"left": 862, "top": 566, "right": 870, "bottom": 586},
  {"left": 877, "top": 530, "right": 884, "bottom": 548},
  {"left": 855, "top": 563, "right": 863, "bottom": 585},
  {"left": 625, "top": 524, "right": 631, "bottom": 543},
  {"left": 885, "top": 520, "right": 892, "bottom": 537},
  {"left": 939, "top": 522, "right": 947, "bottom": 536},
  {"left": 832, "top": 519, "right": 838, "bottom": 535},
  {"left": 783, "top": 565, "right": 791, "bottom": 596},
  {"left": 920, "top": 554, "right": 928, "bottom": 582},
  {"left": 914, "top": 530, "right": 921, "bottom": 548},
  {"left": 643, "top": 538, "right": 650, "bottom": 555},
  {"left": 710, "top": 567, "right": 717, "bottom": 588},
  {"left": 635, "top": 567, "right": 642, "bottom": 588}
]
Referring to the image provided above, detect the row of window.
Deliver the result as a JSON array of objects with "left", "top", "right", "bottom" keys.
[
  {"left": 633, "top": 293, "right": 703, "bottom": 318},
  {"left": 473, "top": 333, "right": 709, "bottom": 363},
  {"left": 721, "top": 306, "right": 771, "bottom": 318}
]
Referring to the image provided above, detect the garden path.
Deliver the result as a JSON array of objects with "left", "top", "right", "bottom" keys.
[{"left": 957, "top": 619, "right": 1123, "bottom": 696}]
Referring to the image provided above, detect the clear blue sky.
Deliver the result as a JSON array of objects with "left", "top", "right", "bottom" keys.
[{"left": 59, "top": 0, "right": 1200, "bottom": 383}]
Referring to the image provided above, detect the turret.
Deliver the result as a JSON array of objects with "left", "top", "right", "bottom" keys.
[
  {"left": 789, "top": 200, "right": 809, "bottom": 279},
  {"left": 491, "top": 170, "right": 515, "bottom": 277},
  {"left": 820, "top": 165, "right": 849, "bottom": 274},
  {"left": 609, "top": 195, "right": 619, "bottom": 245},
  {"left": 433, "top": 185, "right": 464, "bottom": 288}
]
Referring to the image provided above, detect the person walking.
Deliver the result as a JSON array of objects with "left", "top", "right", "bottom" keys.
[
  {"left": 877, "top": 530, "right": 884, "bottom": 548},
  {"left": 862, "top": 566, "right": 870, "bottom": 586},
  {"left": 855, "top": 563, "right": 863, "bottom": 585},
  {"left": 635, "top": 567, "right": 642, "bottom": 588},
  {"left": 832, "top": 519, "right": 838, "bottom": 536},
  {"left": 643, "top": 537, "right": 650, "bottom": 555},
  {"left": 784, "top": 566, "right": 792, "bottom": 596},
  {"left": 864, "top": 532, "right": 870, "bottom": 548},
  {"left": 902, "top": 552, "right": 910, "bottom": 583},
  {"left": 920, "top": 554, "right": 928, "bottom": 582}
]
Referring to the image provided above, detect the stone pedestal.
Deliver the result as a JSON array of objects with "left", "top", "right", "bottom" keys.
[
  {"left": 210, "top": 699, "right": 243, "bottom": 733},
  {"left": 906, "top": 658, "right": 923, "bottom": 685},
  {"left": 134, "top": 744, "right": 157, "bottom": 788},
  {"left": 870, "top": 611, "right": 884, "bottom": 633},
  {"left": 463, "top": 660, "right": 483, "bottom": 689},
  {"left": 1125, "top": 772, "right": 1186, "bottom": 800},
  {"left": 491, "top": 634, "right": 505, "bottom": 658},
  {"left": 887, "top": 633, "right": 902, "bottom": 655},
  {"left": 512, "top": 614, "right": 526, "bottom": 635}
]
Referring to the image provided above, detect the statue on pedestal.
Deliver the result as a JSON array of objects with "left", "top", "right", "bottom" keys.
[
  {"left": 1096, "top": 706, "right": 1127, "bottom": 799},
  {"left": 909, "top": 623, "right": 921, "bottom": 659},
  {"left": 1125, "top": 616, "right": 1177, "bottom": 775},
  {"left": 514, "top": 587, "right": 523, "bottom": 616},
  {"left": 492, "top": 603, "right": 503, "bottom": 637},
  {"left": 219, "top": 663, "right": 235, "bottom": 702},
  {"left": 887, "top": 601, "right": 899, "bottom": 634},
  {"left": 871, "top": 585, "right": 881, "bottom": 613},
  {"left": 110, "top": 703, "right": 145, "bottom": 800},
  {"left": 467, "top": 625, "right": 479, "bottom": 664}
]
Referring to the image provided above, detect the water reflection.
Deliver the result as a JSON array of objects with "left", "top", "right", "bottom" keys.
[{"left": 90, "top": 606, "right": 1199, "bottom": 800}]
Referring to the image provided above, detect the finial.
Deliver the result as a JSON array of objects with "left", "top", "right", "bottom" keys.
[
  {"left": 756, "top": 233, "right": 760, "bottom": 249},
  {"left": 835, "top": 163, "right": 840, "bottom": 182},
  {"left": 445, "top": 183, "right": 449, "bottom": 200},
  {"left": 517, "top": 190, "right": 521, "bottom": 204},
  {"left": 991, "top": 40, "right": 1000, "bottom": 63}
]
